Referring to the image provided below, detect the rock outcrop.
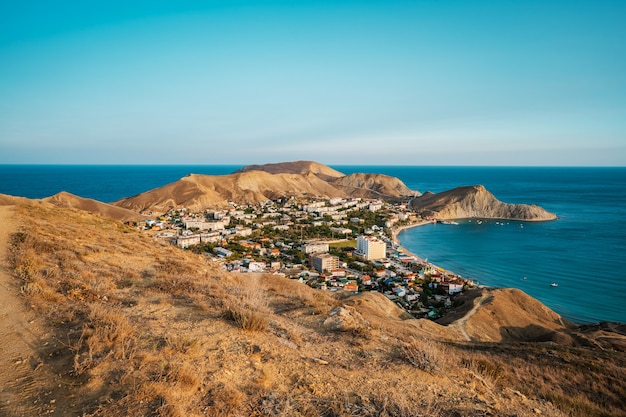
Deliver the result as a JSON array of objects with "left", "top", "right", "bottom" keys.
[{"left": 410, "top": 185, "right": 556, "bottom": 221}]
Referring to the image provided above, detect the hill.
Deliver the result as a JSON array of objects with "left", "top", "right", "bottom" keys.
[
  {"left": 112, "top": 162, "right": 554, "bottom": 219},
  {"left": 1, "top": 199, "right": 624, "bottom": 416},
  {"left": 113, "top": 162, "right": 418, "bottom": 213},
  {"left": 330, "top": 173, "right": 418, "bottom": 200},
  {"left": 0, "top": 193, "right": 32, "bottom": 206},
  {"left": 113, "top": 170, "right": 348, "bottom": 212},
  {"left": 44, "top": 191, "right": 147, "bottom": 222},
  {"left": 235, "top": 160, "right": 345, "bottom": 180},
  {"left": 410, "top": 185, "right": 557, "bottom": 221}
]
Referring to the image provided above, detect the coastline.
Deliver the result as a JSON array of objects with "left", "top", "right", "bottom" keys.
[
  {"left": 392, "top": 220, "right": 515, "bottom": 296},
  {"left": 390, "top": 220, "right": 466, "bottom": 279}
]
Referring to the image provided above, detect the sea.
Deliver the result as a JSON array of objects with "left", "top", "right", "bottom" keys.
[{"left": 1, "top": 165, "right": 625, "bottom": 324}]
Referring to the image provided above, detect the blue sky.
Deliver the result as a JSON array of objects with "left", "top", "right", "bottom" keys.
[{"left": 1, "top": 0, "right": 624, "bottom": 165}]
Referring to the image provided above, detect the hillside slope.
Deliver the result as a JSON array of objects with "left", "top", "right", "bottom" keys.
[
  {"left": 113, "top": 170, "right": 348, "bottom": 212},
  {"left": 410, "top": 185, "right": 557, "bottom": 221},
  {"left": 330, "top": 173, "right": 418, "bottom": 200},
  {"left": 44, "top": 191, "right": 147, "bottom": 222},
  {"left": 1, "top": 200, "right": 623, "bottom": 416}
]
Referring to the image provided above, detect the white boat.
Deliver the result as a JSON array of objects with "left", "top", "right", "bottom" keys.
[{"left": 550, "top": 283, "right": 558, "bottom": 287}]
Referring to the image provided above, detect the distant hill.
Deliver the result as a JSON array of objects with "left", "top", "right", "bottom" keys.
[
  {"left": 410, "top": 185, "right": 557, "bottom": 221},
  {"left": 113, "top": 162, "right": 417, "bottom": 212},
  {"left": 0, "top": 193, "right": 32, "bottom": 206},
  {"left": 235, "top": 160, "right": 345, "bottom": 180},
  {"left": 44, "top": 192, "right": 147, "bottom": 222},
  {"left": 0, "top": 192, "right": 145, "bottom": 222},
  {"left": 330, "top": 173, "right": 419, "bottom": 200},
  {"left": 113, "top": 170, "right": 349, "bottom": 212}
]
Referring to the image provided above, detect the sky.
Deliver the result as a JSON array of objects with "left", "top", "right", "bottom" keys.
[{"left": 0, "top": 0, "right": 625, "bottom": 166}]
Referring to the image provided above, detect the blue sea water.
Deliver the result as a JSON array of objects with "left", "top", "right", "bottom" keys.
[{"left": 1, "top": 165, "right": 624, "bottom": 324}]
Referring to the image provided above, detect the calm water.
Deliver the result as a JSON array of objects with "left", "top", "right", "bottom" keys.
[{"left": 1, "top": 165, "right": 624, "bottom": 323}]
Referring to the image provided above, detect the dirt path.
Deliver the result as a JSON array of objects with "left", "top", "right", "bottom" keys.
[
  {"left": 0, "top": 206, "right": 60, "bottom": 416},
  {"left": 448, "top": 292, "right": 492, "bottom": 342}
]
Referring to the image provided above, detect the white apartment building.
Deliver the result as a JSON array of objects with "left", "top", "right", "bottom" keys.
[
  {"left": 303, "top": 242, "right": 330, "bottom": 254},
  {"left": 356, "top": 235, "right": 386, "bottom": 261}
]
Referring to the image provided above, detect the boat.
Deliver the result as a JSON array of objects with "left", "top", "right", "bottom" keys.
[{"left": 550, "top": 283, "right": 558, "bottom": 287}]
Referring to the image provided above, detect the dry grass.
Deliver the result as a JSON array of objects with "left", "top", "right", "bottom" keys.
[{"left": 401, "top": 337, "right": 448, "bottom": 374}]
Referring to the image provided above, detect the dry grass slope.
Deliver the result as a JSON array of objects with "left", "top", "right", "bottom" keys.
[{"left": 0, "top": 201, "right": 624, "bottom": 417}]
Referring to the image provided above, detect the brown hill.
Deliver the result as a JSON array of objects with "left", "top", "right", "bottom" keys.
[
  {"left": 436, "top": 288, "right": 574, "bottom": 343},
  {"left": 113, "top": 170, "right": 348, "bottom": 212},
  {"left": 236, "top": 160, "right": 345, "bottom": 180},
  {"left": 1, "top": 201, "right": 625, "bottom": 416},
  {"left": 114, "top": 162, "right": 420, "bottom": 213},
  {"left": 0, "top": 193, "right": 32, "bottom": 206},
  {"left": 410, "top": 185, "right": 557, "bottom": 221},
  {"left": 44, "top": 191, "right": 147, "bottom": 222},
  {"left": 330, "top": 173, "right": 418, "bottom": 200}
]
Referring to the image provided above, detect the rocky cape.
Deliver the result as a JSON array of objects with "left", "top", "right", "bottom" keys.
[{"left": 410, "top": 185, "right": 557, "bottom": 221}]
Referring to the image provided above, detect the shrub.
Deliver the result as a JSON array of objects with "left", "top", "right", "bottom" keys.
[
  {"left": 401, "top": 337, "right": 445, "bottom": 373},
  {"left": 223, "top": 306, "right": 269, "bottom": 332}
]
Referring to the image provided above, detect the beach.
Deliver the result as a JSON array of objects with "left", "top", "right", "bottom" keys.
[{"left": 390, "top": 220, "right": 465, "bottom": 280}]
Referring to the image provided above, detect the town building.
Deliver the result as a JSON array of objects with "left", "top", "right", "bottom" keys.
[
  {"left": 302, "top": 242, "right": 330, "bottom": 254},
  {"left": 310, "top": 253, "right": 339, "bottom": 273},
  {"left": 356, "top": 235, "right": 386, "bottom": 261}
]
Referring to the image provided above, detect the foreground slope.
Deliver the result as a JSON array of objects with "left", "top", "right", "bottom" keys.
[
  {"left": 411, "top": 185, "right": 557, "bottom": 221},
  {"left": 1, "top": 200, "right": 624, "bottom": 416}
]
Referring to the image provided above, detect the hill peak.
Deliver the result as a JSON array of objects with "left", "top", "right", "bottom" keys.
[{"left": 236, "top": 160, "right": 345, "bottom": 180}]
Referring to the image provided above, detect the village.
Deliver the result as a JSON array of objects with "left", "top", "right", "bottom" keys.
[{"left": 131, "top": 196, "right": 477, "bottom": 320}]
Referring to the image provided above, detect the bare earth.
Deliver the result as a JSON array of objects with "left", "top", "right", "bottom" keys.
[{"left": 0, "top": 206, "right": 45, "bottom": 415}]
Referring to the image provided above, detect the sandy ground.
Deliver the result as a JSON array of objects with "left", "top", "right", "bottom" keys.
[{"left": 0, "top": 206, "right": 62, "bottom": 416}]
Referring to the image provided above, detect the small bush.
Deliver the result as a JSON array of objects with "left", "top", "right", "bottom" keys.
[
  {"left": 461, "top": 355, "right": 504, "bottom": 386},
  {"left": 401, "top": 337, "right": 445, "bottom": 373},
  {"left": 223, "top": 306, "right": 269, "bottom": 332}
]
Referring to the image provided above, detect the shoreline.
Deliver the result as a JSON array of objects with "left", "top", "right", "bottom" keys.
[{"left": 390, "top": 220, "right": 465, "bottom": 279}]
